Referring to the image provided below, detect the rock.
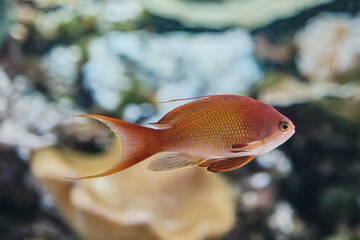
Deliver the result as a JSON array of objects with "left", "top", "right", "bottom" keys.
[
  {"left": 0, "top": 148, "right": 39, "bottom": 222},
  {"left": 0, "top": 0, "right": 9, "bottom": 46},
  {"left": 276, "top": 101, "right": 360, "bottom": 239}
]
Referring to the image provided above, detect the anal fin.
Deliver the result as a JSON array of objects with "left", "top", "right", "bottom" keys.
[
  {"left": 198, "top": 158, "right": 221, "bottom": 167},
  {"left": 204, "top": 155, "right": 256, "bottom": 173},
  {"left": 148, "top": 152, "right": 204, "bottom": 171}
]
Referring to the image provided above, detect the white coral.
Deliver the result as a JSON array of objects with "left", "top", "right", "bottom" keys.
[
  {"left": 83, "top": 29, "right": 263, "bottom": 112},
  {"left": 0, "top": 68, "right": 80, "bottom": 157},
  {"left": 295, "top": 12, "right": 360, "bottom": 82}
]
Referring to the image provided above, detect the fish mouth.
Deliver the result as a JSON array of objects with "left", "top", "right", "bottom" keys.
[
  {"left": 291, "top": 125, "right": 296, "bottom": 134},
  {"left": 258, "top": 126, "right": 295, "bottom": 155},
  {"left": 288, "top": 125, "right": 296, "bottom": 137}
]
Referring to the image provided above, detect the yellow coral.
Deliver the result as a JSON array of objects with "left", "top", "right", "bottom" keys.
[{"left": 31, "top": 142, "right": 235, "bottom": 240}]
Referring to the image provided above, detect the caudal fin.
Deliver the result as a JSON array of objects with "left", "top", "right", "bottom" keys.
[{"left": 65, "top": 115, "right": 160, "bottom": 180}]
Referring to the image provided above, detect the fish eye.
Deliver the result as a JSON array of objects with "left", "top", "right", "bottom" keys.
[{"left": 279, "top": 121, "right": 289, "bottom": 132}]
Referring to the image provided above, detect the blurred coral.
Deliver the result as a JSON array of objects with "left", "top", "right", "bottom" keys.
[
  {"left": 83, "top": 29, "right": 262, "bottom": 112},
  {"left": 295, "top": 13, "right": 360, "bottom": 82},
  {"left": 0, "top": 68, "right": 80, "bottom": 156},
  {"left": 32, "top": 0, "right": 143, "bottom": 40},
  {"left": 41, "top": 45, "right": 82, "bottom": 98},
  {"left": 143, "top": 0, "right": 332, "bottom": 29},
  {"left": 254, "top": 34, "right": 294, "bottom": 65},
  {"left": 31, "top": 142, "right": 235, "bottom": 240},
  {"left": 256, "top": 72, "right": 360, "bottom": 106}
]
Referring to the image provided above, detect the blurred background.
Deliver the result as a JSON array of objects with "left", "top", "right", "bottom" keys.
[{"left": 0, "top": 0, "right": 360, "bottom": 239}]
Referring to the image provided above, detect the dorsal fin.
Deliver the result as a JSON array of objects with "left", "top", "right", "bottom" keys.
[
  {"left": 149, "top": 95, "right": 242, "bottom": 129},
  {"left": 149, "top": 95, "right": 213, "bottom": 128},
  {"left": 153, "top": 95, "right": 211, "bottom": 104}
]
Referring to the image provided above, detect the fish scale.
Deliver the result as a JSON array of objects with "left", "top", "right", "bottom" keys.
[{"left": 165, "top": 103, "right": 261, "bottom": 157}]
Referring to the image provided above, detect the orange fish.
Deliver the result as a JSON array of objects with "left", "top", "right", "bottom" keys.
[{"left": 69, "top": 95, "right": 295, "bottom": 179}]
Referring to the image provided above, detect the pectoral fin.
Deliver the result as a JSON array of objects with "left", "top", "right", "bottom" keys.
[
  {"left": 231, "top": 140, "right": 263, "bottom": 152},
  {"left": 205, "top": 155, "right": 256, "bottom": 173},
  {"left": 148, "top": 152, "right": 204, "bottom": 171}
]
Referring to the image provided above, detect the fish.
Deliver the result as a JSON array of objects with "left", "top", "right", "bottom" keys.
[{"left": 67, "top": 95, "right": 295, "bottom": 180}]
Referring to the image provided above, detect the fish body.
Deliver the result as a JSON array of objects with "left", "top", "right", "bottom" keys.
[{"left": 70, "top": 95, "right": 295, "bottom": 179}]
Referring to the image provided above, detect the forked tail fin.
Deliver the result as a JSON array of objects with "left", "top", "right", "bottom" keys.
[{"left": 65, "top": 115, "right": 160, "bottom": 180}]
